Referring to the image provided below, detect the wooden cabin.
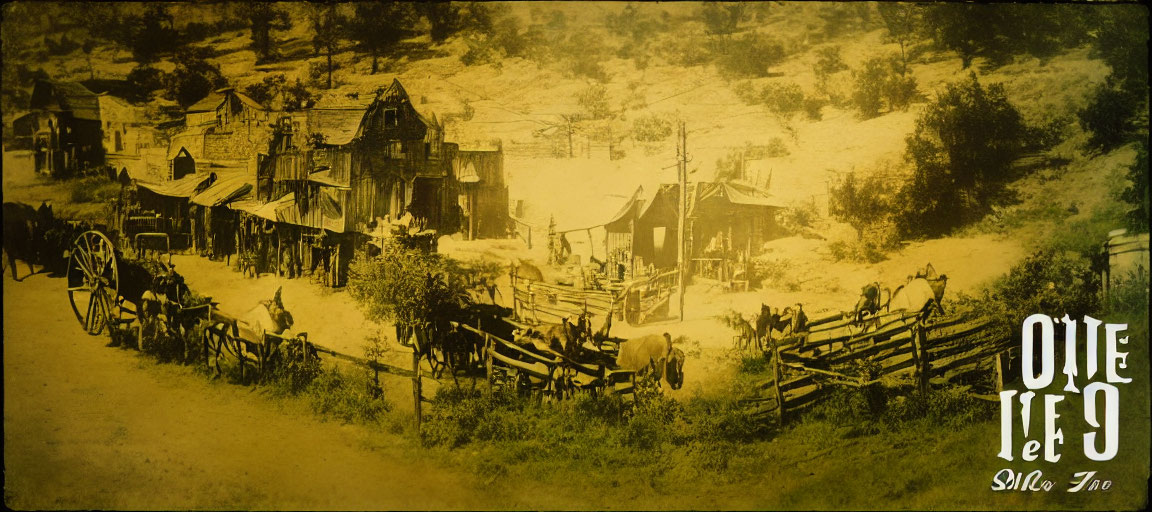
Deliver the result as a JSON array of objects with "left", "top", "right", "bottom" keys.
[
  {"left": 605, "top": 181, "right": 783, "bottom": 283},
  {"left": 12, "top": 80, "right": 104, "bottom": 177}
]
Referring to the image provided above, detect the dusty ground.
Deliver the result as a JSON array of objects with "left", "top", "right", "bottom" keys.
[{"left": 2, "top": 270, "right": 523, "bottom": 510}]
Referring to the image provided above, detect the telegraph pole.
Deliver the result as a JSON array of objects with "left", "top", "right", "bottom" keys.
[{"left": 677, "top": 120, "right": 687, "bottom": 322}]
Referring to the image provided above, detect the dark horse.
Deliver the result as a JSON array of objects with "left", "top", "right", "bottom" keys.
[{"left": 3, "top": 202, "right": 47, "bottom": 280}]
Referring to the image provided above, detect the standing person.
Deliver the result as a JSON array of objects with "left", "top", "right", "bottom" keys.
[{"left": 559, "top": 232, "right": 572, "bottom": 264}]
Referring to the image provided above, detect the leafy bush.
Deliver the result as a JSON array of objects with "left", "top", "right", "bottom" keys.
[
  {"left": 714, "top": 33, "right": 786, "bottom": 78},
  {"left": 576, "top": 83, "right": 612, "bottom": 120},
  {"left": 827, "top": 221, "right": 899, "bottom": 264},
  {"left": 759, "top": 81, "right": 806, "bottom": 117},
  {"left": 304, "top": 367, "right": 391, "bottom": 424},
  {"left": 813, "top": 45, "right": 849, "bottom": 92},
  {"left": 1121, "top": 143, "right": 1149, "bottom": 232},
  {"left": 777, "top": 202, "right": 820, "bottom": 236},
  {"left": 992, "top": 250, "right": 1100, "bottom": 328},
  {"left": 633, "top": 113, "right": 674, "bottom": 143},
  {"left": 242, "top": 73, "right": 287, "bottom": 107}
]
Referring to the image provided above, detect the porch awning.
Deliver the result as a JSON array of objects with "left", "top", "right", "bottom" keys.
[
  {"left": 136, "top": 173, "right": 213, "bottom": 198},
  {"left": 307, "top": 169, "right": 351, "bottom": 189},
  {"left": 190, "top": 173, "right": 253, "bottom": 207},
  {"left": 719, "top": 181, "right": 785, "bottom": 208},
  {"left": 457, "top": 161, "right": 481, "bottom": 183},
  {"left": 230, "top": 193, "right": 295, "bottom": 222}
]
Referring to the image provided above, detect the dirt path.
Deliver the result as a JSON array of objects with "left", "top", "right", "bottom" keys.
[{"left": 2, "top": 271, "right": 510, "bottom": 510}]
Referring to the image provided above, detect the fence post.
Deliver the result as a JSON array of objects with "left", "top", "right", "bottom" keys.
[
  {"left": 412, "top": 349, "right": 422, "bottom": 431},
  {"left": 993, "top": 352, "right": 1004, "bottom": 393},
  {"left": 528, "top": 281, "right": 536, "bottom": 321},
  {"left": 485, "top": 333, "right": 493, "bottom": 392},
  {"left": 771, "top": 337, "right": 785, "bottom": 423},
  {"left": 912, "top": 324, "right": 929, "bottom": 394}
]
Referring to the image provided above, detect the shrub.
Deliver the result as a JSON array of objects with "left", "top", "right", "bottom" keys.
[
  {"left": 576, "top": 83, "right": 612, "bottom": 120},
  {"left": 1121, "top": 142, "right": 1149, "bottom": 232},
  {"left": 759, "top": 81, "right": 806, "bottom": 117},
  {"left": 986, "top": 250, "right": 1100, "bottom": 333},
  {"left": 305, "top": 367, "right": 391, "bottom": 424},
  {"left": 633, "top": 113, "right": 674, "bottom": 143},
  {"left": 777, "top": 202, "right": 819, "bottom": 235},
  {"left": 714, "top": 33, "right": 785, "bottom": 78}
]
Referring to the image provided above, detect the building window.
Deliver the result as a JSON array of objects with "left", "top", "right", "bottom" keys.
[{"left": 384, "top": 109, "right": 397, "bottom": 127}]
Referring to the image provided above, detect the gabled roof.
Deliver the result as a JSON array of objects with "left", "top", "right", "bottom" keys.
[
  {"left": 231, "top": 90, "right": 265, "bottom": 111},
  {"left": 31, "top": 80, "right": 101, "bottom": 121},
  {"left": 378, "top": 79, "right": 411, "bottom": 104},
  {"left": 306, "top": 108, "right": 366, "bottom": 146},
  {"left": 187, "top": 93, "right": 225, "bottom": 113}
]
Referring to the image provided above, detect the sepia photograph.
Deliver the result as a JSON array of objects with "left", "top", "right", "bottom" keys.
[{"left": 2, "top": 1, "right": 1149, "bottom": 510}]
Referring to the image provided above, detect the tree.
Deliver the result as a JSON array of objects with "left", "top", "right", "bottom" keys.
[
  {"left": 899, "top": 73, "right": 1026, "bottom": 236},
  {"left": 121, "top": 3, "right": 179, "bottom": 65},
  {"left": 829, "top": 171, "right": 897, "bottom": 239},
  {"left": 852, "top": 55, "right": 919, "bottom": 118},
  {"left": 1121, "top": 142, "right": 1149, "bottom": 232},
  {"left": 242, "top": 73, "right": 288, "bottom": 108},
  {"left": 164, "top": 48, "right": 228, "bottom": 109},
  {"left": 812, "top": 46, "right": 848, "bottom": 95},
  {"left": 1079, "top": 6, "right": 1149, "bottom": 154},
  {"left": 877, "top": 3, "right": 921, "bottom": 76},
  {"left": 700, "top": 2, "right": 746, "bottom": 38},
  {"left": 309, "top": 3, "right": 344, "bottom": 89},
  {"left": 241, "top": 3, "right": 290, "bottom": 63},
  {"left": 349, "top": 2, "right": 417, "bottom": 74},
  {"left": 416, "top": 2, "right": 464, "bottom": 42},
  {"left": 347, "top": 238, "right": 471, "bottom": 369}
]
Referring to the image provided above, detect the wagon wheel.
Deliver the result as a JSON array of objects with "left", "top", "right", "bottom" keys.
[{"left": 66, "top": 231, "right": 119, "bottom": 336}]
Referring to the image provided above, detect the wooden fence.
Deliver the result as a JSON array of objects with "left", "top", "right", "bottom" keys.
[
  {"left": 743, "top": 310, "right": 1010, "bottom": 421},
  {"left": 511, "top": 275, "right": 621, "bottom": 325},
  {"left": 510, "top": 267, "right": 679, "bottom": 326}
]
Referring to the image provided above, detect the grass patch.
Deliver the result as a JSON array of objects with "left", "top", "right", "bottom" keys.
[{"left": 67, "top": 175, "right": 121, "bottom": 204}]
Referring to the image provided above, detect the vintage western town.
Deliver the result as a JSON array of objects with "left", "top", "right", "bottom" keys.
[{"left": 2, "top": 2, "right": 1149, "bottom": 510}]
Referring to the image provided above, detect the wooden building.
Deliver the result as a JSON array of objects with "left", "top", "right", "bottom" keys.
[
  {"left": 250, "top": 79, "right": 508, "bottom": 286},
  {"left": 12, "top": 80, "right": 105, "bottom": 176},
  {"left": 604, "top": 181, "right": 783, "bottom": 283}
]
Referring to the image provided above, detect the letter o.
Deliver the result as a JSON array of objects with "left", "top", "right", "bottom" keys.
[{"left": 1022, "top": 314, "right": 1055, "bottom": 389}]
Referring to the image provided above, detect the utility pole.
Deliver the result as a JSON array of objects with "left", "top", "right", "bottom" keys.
[{"left": 677, "top": 120, "right": 688, "bottom": 322}]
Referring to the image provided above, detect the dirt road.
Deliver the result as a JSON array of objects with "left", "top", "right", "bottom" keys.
[{"left": 2, "top": 271, "right": 507, "bottom": 510}]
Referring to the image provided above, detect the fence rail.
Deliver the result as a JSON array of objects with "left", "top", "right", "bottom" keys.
[{"left": 747, "top": 311, "right": 1011, "bottom": 421}]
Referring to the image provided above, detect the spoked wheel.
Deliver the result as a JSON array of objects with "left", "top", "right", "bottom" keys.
[{"left": 67, "top": 231, "right": 120, "bottom": 336}]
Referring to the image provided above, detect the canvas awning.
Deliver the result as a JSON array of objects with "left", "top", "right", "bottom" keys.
[
  {"left": 307, "top": 169, "right": 351, "bottom": 189},
  {"left": 190, "top": 173, "right": 253, "bottom": 207},
  {"left": 717, "top": 181, "right": 785, "bottom": 208},
  {"left": 136, "top": 173, "right": 213, "bottom": 198},
  {"left": 230, "top": 193, "right": 295, "bottom": 222},
  {"left": 457, "top": 161, "right": 481, "bottom": 183}
]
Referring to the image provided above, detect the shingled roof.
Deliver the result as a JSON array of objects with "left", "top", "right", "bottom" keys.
[{"left": 30, "top": 80, "right": 101, "bottom": 121}]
